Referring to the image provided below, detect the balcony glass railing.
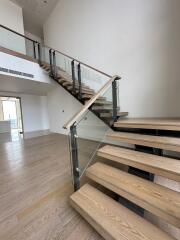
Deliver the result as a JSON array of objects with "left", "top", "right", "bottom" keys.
[
  {"left": 0, "top": 24, "right": 112, "bottom": 98},
  {"left": 0, "top": 24, "right": 40, "bottom": 59}
]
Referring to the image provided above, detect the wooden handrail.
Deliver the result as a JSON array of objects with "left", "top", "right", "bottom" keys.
[
  {"left": 0, "top": 24, "right": 38, "bottom": 43},
  {"left": 63, "top": 75, "right": 121, "bottom": 129},
  {"left": 0, "top": 24, "right": 112, "bottom": 78},
  {"left": 43, "top": 44, "right": 112, "bottom": 78}
]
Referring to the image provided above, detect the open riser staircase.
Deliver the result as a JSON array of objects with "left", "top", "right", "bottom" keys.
[
  {"left": 0, "top": 24, "right": 179, "bottom": 240},
  {"left": 69, "top": 120, "right": 180, "bottom": 240},
  {"left": 40, "top": 53, "right": 128, "bottom": 128},
  {"left": 41, "top": 44, "right": 180, "bottom": 240}
]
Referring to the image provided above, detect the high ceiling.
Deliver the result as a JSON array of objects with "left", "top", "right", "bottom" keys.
[{"left": 10, "top": 0, "right": 59, "bottom": 37}]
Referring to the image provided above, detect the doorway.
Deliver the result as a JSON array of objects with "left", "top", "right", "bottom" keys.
[{"left": 0, "top": 96, "right": 24, "bottom": 142}]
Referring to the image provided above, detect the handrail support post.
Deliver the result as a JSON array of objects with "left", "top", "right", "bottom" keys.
[
  {"left": 112, "top": 77, "right": 120, "bottom": 122},
  {"left": 78, "top": 63, "right": 82, "bottom": 99},
  {"left": 71, "top": 60, "right": 76, "bottom": 95},
  {"left": 53, "top": 50, "right": 57, "bottom": 80},
  {"left": 70, "top": 124, "right": 80, "bottom": 191},
  {"left": 37, "top": 43, "right": 42, "bottom": 66},
  {"left": 49, "top": 49, "right": 54, "bottom": 77},
  {"left": 33, "top": 42, "right": 36, "bottom": 59}
]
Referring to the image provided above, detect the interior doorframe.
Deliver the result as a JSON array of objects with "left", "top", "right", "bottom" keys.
[{"left": 0, "top": 95, "right": 24, "bottom": 136}]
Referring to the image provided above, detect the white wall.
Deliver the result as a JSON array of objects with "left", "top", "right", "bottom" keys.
[
  {"left": 21, "top": 95, "right": 49, "bottom": 133},
  {"left": 0, "top": 0, "right": 26, "bottom": 54},
  {"left": 47, "top": 82, "right": 108, "bottom": 137},
  {"left": 44, "top": 0, "right": 180, "bottom": 118},
  {"left": 0, "top": 92, "right": 49, "bottom": 135},
  {"left": 0, "top": 51, "right": 53, "bottom": 85},
  {"left": 47, "top": 82, "right": 82, "bottom": 135}
]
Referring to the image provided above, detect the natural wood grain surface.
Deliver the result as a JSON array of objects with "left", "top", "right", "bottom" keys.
[
  {"left": 57, "top": 78, "right": 68, "bottom": 84},
  {"left": 114, "top": 118, "right": 180, "bottom": 131},
  {"left": 82, "top": 94, "right": 94, "bottom": 100},
  {"left": 0, "top": 134, "right": 102, "bottom": 240},
  {"left": 92, "top": 105, "right": 116, "bottom": 111},
  {"left": 67, "top": 85, "right": 91, "bottom": 91},
  {"left": 86, "top": 162, "right": 180, "bottom": 228},
  {"left": 107, "top": 131, "right": 180, "bottom": 152},
  {"left": 94, "top": 100, "right": 112, "bottom": 105},
  {"left": 71, "top": 184, "right": 176, "bottom": 240},
  {"left": 97, "top": 145, "right": 180, "bottom": 181}
]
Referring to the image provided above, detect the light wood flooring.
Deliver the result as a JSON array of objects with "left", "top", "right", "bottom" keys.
[{"left": 0, "top": 133, "right": 103, "bottom": 240}]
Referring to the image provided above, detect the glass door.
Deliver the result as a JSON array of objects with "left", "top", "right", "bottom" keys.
[{"left": 2, "top": 100, "right": 18, "bottom": 129}]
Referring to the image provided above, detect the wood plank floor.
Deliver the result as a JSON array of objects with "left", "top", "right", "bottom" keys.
[{"left": 0, "top": 133, "right": 103, "bottom": 240}]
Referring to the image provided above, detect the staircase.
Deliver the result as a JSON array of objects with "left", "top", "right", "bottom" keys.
[
  {"left": 41, "top": 61, "right": 128, "bottom": 127},
  {"left": 1, "top": 24, "right": 179, "bottom": 240},
  {"left": 41, "top": 53, "right": 180, "bottom": 240},
  {"left": 69, "top": 119, "right": 180, "bottom": 240},
  {"left": 40, "top": 47, "right": 180, "bottom": 240}
]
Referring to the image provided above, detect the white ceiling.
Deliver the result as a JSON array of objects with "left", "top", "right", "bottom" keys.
[{"left": 10, "top": 0, "right": 59, "bottom": 37}]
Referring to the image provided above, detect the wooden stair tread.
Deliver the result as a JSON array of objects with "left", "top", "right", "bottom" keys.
[
  {"left": 67, "top": 86, "right": 92, "bottom": 93},
  {"left": 86, "top": 163, "right": 180, "bottom": 228},
  {"left": 82, "top": 94, "right": 106, "bottom": 100},
  {"left": 67, "top": 85, "right": 90, "bottom": 91},
  {"left": 57, "top": 78, "right": 67, "bottom": 84},
  {"left": 62, "top": 81, "right": 73, "bottom": 87},
  {"left": 58, "top": 79, "right": 93, "bottom": 93},
  {"left": 107, "top": 131, "right": 180, "bottom": 152},
  {"left": 70, "top": 184, "right": 175, "bottom": 240},
  {"left": 81, "top": 89, "right": 94, "bottom": 94},
  {"left": 100, "top": 111, "right": 128, "bottom": 118},
  {"left": 114, "top": 118, "right": 180, "bottom": 131},
  {"left": 82, "top": 94, "right": 94, "bottom": 99},
  {"left": 92, "top": 106, "right": 120, "bottom": 112},
  {"left": 92, "top": 105, "right": 112, "bottom": 110},
  {"left": 41, "top": 63, "right": 50, "bottom": 68},
  {"left": 97, "top": 145, "right": 180, "bottom": 181},
  {"left": 64, "top": 86, "right": 94, "bottom": 94},
  {"left": 94, "top": 100, "right": 112, "bottom": 105},
  {"left": 42, "top": 66, "right": 50, "bottom": 71},
  {"left": 62, "top": 80, "right": 87, "bottom": 88}
]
